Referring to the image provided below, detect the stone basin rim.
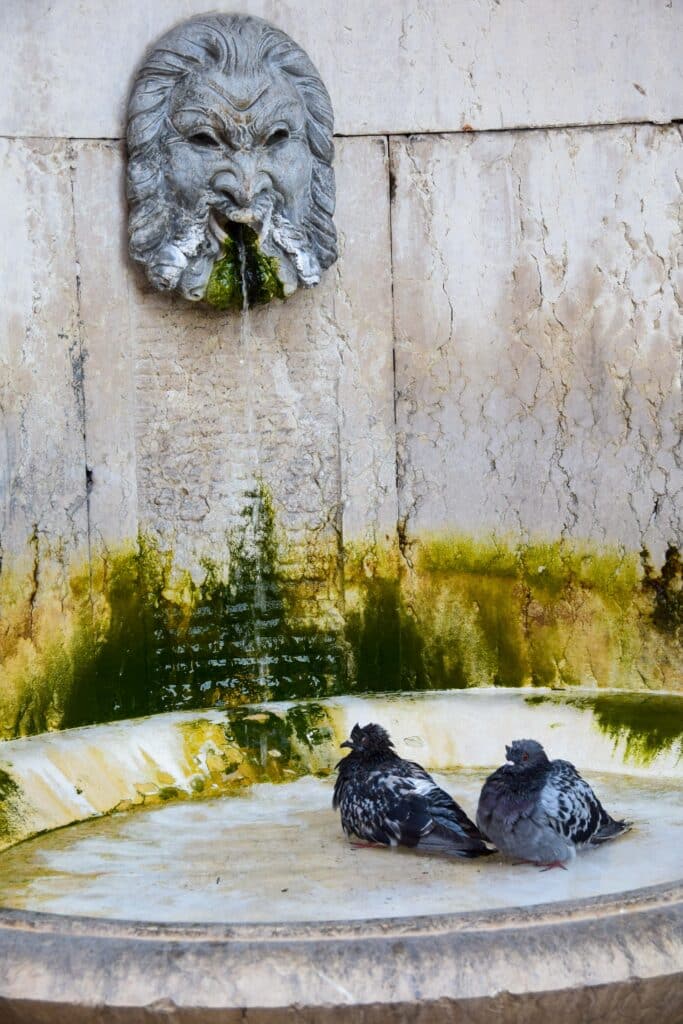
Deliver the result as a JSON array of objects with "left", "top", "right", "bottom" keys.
[
  {"left": 4, "top": 683, "right": 681, "bottom": 741},
  {"left": 1, "top": 878, "right": 680, "bottom": 941}
]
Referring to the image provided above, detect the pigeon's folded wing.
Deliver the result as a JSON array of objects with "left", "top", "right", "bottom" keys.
[
  {"left": 415, "top": 777, "right": 485, "bottom": 842},
  {"left": 540, "top": 761, "right": 605, "bottom": 845},
  {"left": 396, "top": 771, "right": 491, "bottom": 854},
  {"left": 360, "top": 770, "right": 434, "bottom": 847}
]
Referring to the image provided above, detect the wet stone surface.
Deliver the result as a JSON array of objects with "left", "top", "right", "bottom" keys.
[{"left": 0, "top": 770, "right": 680, "bottom": 923}]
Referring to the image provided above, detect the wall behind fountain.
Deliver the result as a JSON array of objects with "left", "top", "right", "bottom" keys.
[{"left": 1, "top": 1, "right": 682, "bottom": 736}]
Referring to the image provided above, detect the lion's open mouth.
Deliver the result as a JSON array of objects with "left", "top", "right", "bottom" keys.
[
  {"left": 209, "top": 206, "right": 264, "bottom": 243},
  {"left": 208, "top": 209, "right": 230, "bottom": 245},
  {"left": 205, "top": 214, "right": 285, "bottom": 311}
]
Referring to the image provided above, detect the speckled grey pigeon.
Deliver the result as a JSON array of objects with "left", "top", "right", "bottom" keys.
[
  {"left": 476, "top": 739, "right": 631, "bottom": 869},
  {"left": 333, "top": 723, "right": 492, "bottom": 858}
]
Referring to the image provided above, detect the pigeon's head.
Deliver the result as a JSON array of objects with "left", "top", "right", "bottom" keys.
[
  {"left": 340, "top": 722, "right": 395, "bottom": 757},
  {"left": 505, "top": 739, "right": 549, "bottom": 768}
]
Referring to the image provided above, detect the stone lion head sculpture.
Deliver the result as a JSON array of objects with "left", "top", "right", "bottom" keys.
[{"left": 126, "top": 14, "right": 337, "bottom": 309}]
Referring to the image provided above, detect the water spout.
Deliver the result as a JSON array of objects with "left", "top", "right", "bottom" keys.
[{"left": 236, "top": 235, "right": 269, "bottom": 693}]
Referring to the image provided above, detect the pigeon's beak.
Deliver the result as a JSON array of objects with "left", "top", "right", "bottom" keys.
[
  {"left": 505, "top": 745, "right": 512, "bottom": 760},
  {"left": 340, "top": 739, "right": 354, "bottom": 750}
]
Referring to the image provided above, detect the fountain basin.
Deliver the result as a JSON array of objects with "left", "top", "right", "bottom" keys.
[{"left": 0, "top": 689, "right": 681, "bottom": 1021}]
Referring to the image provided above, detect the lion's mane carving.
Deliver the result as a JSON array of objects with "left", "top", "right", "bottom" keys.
[{"left": 126, "top": 14, "right": 337, "bottom": 306}]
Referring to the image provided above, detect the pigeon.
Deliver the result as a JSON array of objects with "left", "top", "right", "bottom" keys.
[
  {"left": 476, "top": 739, "right": 631, "bottom": 869},
  {"left": 332, "top": 722, "right": 492, "bottom": 858}
]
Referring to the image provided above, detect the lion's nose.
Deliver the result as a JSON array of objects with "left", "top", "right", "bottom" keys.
[{"left": 212, "top": 169, "right": 269, "bottom": 209}]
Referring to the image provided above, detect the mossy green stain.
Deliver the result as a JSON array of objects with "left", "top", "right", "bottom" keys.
[
  {"left": 406, "top": 536, "right": 651, "bottom": 689},
  {"left": 204, "top": 227, "right": 285, "bottom": 310},
  {"left": 641, "top": 546, "right": 683, "bottom": 640},
  {"left": 418, "top": 536, "right": 640, "bottom": 605},
  {"left": 56, "top": 484, "right": 343, "bottom": 732},
  {"left": 2, "top": 518, "right": 682, "bottom": 740},
  {"left": 525, "top": 691, "right": 683, "bottom": 764},
  {"left": 0, "top": 769, "right": 20, "bottom": 840},
  {"left": 158, "top": 786, "right": 181, "bottom": 802},
  {"left": 204, "top": 236, "right": 242, "bottom": 310},
  {"left": 225, "top": 702, "right": 335, "bottom": 781},
  {"left": 345, "top": 578, "right": 426, "bottom": 692},
  {"left": 62, "top": 538, "right": 173, "bottom": 728},
  {"left": 189, "top": 485, "right": 344, "bottom": 703}
]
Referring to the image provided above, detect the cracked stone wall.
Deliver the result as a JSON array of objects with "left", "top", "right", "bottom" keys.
[
  {"left": 1, "top": 1, "right": 680, "bottom": 137},
  {"left": 1, "top": 2, "right": 682, "bottom": 727},
  {"left": 0, "top": 133, "right": 398, "bottom": 613},
  {"left": 82, "top": 134, "right": 397, "bottom": 593},
  {"left": 391, "top": 126, "right": 682, "bottom": 562}
]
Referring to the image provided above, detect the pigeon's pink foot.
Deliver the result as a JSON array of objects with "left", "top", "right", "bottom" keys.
[{"left": 538, "top": 860, "right": 568, "bottom": 871}]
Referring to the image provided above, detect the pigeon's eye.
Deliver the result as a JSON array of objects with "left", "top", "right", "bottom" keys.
[
  {"left": 522, "top": 752, "right": 529, "bottom": 762},
  {"left": 362, "top": 736, "right": 369, "bottom": 746}
]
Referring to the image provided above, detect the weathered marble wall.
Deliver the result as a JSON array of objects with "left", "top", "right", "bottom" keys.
[
  {"left": 0, "top": 2, "right": 681, "bottom": 734},
  {"left": 67, "top": 137, "right": 397, "bottom": 576},
  {"left": 0, "top": 140, "right": 91, "bottom": 685},
  {"left": 391, "top": 126, "right": 682, "bottom": 556},
  {"left": 1, "top": 1, "right": 680, "bottom": 136}
]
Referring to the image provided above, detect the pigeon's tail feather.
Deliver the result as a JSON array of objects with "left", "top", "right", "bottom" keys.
[
  {"left": 589, "top": 817, "right": 632, "bottom": 845},
  {"left": 419, "top": 826, "right": 495, "bottom": 859}
]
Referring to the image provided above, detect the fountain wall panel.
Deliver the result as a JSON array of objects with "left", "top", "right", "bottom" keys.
[
  {"left": 72, "top": 143, "right": 139, "bottom": 547},
  {"left": 0, "top": 8, "right": 681, "bottom": 735},
  {"left": 391, "top": 126, "right": 682, "bottom": 560},
  {"left": 0, "top": 140, "right": 90, "bottom": 568},
  {"left": 1, "top": 1, "right": 680, "bottom": 138},
  {"left": 128, "top": 137, "right": 396, "bottom": 576},
  {"left": 0, "top": 140, "right": 91, "bottom": 735}
]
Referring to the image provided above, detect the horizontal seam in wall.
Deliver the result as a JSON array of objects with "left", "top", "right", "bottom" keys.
[{"left": 0, "top": 118, "right": 680, "bottom": 144}]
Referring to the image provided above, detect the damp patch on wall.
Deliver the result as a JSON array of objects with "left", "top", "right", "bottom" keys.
[{"left": 0, "top": 489, "right": 681, "bottom": 741}]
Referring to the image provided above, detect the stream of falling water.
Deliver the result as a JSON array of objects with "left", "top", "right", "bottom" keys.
[{"left": 237, "top": 230, "right": 270, "bottom": 709}]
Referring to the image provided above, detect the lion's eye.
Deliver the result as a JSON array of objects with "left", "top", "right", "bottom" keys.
[
  {"left": 189, "top": 131, "right": 220, "bottom": 148},
  {"left": 265, "top": 127, "right": 290, "bottom": 147}
]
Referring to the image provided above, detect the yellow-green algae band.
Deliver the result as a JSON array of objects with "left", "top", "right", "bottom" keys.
[{"left": 0, "top": 485, "right": 681, "bottom": 743}]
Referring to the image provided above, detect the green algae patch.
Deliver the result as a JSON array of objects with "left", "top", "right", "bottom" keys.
[
  {"left": 0, "top": 769, "right": 22, "bottom": 845},
  {"left": 525, "top": 691, "right": 683, "bottom": 765},
  {"left": 1, "top": 502, "right": 682, "bottom": 741},
  {"left": 402, "top": 535, "right": 673, "bottom": 691},
  {"left": 0, "top": 485, "right": 344, "bottom": 739},
  {"left": 179, "top": 717, "right": 247, "bottom": 795},
  {"left": 587, "top": 693, "right": 683, "bottom": 763},
  {"left": 342, "top": 535, "right": 654, "bottom": 692},
  {"left": 178, "top": 702, "right": 338, "bottom": 799},
  {"left": 642, "top": 546, "right": 683, "bottom": 642},
  {"left": 345, "top": 576, "right": 426, "bottom": 691},
  {"left": 341, "top": 541, "right": 424, "bottom": 692},
  {"left": 192, "top": 487, "right": 344, "bottom": 706},
  {"left": 204, "top": 225, "right": 285, "bottom": 310},
  {"left": 204, "top": 234, "right": 242, "bottom": 310},
  {"left": 224, "top": 703, "right": 337, "bottom": 782}
]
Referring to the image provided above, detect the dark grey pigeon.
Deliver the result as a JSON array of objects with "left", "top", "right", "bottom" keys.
[
  {"left": 476, "top": 739, "right": 631, "bottom": 869},
  {"left": 333, "top": 723, "right": 492, "bottom": 858}
]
